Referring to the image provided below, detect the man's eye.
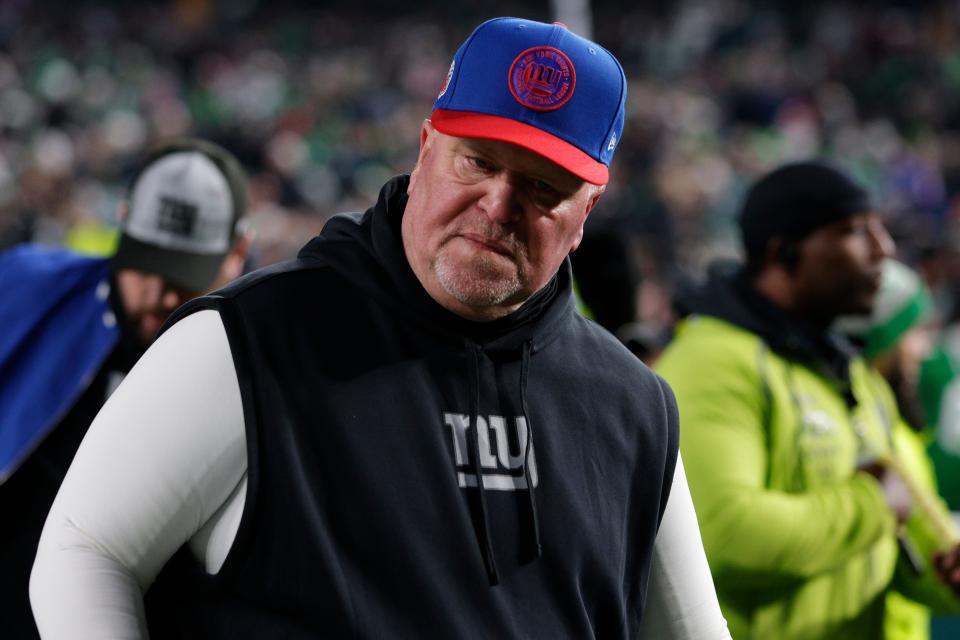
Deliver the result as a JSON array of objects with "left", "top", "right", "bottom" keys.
[
  {"left": 531, "top": 180, "right": 563, "bottom": 203},
  {"left": 533, "top": 179, "right": 560, "bottom": 196},
  {"left": 469, "top": 157, "right": 493, "bottom": 171},
  {"left": 847, "top": 222, "right": 870, "bottom": 237}
]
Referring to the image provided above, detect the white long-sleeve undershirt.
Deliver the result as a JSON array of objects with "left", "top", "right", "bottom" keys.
[{"left": 30, "top": 309, "right": 729, "bottom": 639}]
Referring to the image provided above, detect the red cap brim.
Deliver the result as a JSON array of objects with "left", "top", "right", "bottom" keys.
[{"left": 431, "top": 109, "right": 609, "bottom": 185}]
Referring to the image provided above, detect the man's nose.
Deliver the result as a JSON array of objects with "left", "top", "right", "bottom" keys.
[
  {"left": 869, "top": 219, "right": 895, "bottom": 260},
  {"left": 161, "top": 287, "right": 184, "bottom": 310},
  {"left": 478, "top": 174, "right": 523, "bottom": 224}
]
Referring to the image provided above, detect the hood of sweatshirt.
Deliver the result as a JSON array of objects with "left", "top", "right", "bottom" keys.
[{"left": 297, "top": 175, "right": 578, "bottom": 583}]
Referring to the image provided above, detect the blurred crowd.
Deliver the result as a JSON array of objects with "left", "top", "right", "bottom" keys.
[{"left": 4, "top": 0, "right": 960, "bottom": 337}]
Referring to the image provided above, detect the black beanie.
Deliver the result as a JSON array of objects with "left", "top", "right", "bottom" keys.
[{"left": 739, "top": 161, "right": 871, "bottom": 263}]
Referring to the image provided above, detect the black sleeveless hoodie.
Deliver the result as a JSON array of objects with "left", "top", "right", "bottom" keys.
[{"left": 145, "top": 176, "right": 679, "bottom": 639}]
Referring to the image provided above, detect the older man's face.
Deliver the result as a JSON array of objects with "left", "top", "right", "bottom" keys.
[{"left": 402, "top": 121, "right": 603, "bottom": 321}]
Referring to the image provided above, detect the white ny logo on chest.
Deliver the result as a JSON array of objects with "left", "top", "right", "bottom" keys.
[{"left": 443, "top": 413, "right": 539, "bottom": 490}]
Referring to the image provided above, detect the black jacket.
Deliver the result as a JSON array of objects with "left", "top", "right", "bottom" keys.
[{"left": 146, "top": 176, "right": 679, "bottom": 639}]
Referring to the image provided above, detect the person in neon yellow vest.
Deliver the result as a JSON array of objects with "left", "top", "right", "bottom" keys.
[{"left": 657, "top": 162, "right": 960, "bottom": 639}]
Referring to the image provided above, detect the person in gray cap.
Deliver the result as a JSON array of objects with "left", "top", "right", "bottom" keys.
[
  {"left": 31, "top": 17, "right": 729, "bottom": 640},
  {"left": 0, "top": 138, "right": 250, "bottom": 639},
  {"left": 656, "top": 160, "right": 960, "bottom": 639}
]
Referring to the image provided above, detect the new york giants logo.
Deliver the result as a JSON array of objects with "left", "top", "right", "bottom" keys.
[
  {"left": 508, "top": 46, "right": 575, "bottom": 111},
  {"left": 443, "top": 412, "right": 539, "bottom": 490}
]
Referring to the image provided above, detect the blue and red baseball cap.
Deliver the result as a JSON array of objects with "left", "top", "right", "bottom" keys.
[{"left": 432, "top": 17, "right": 627, "bottom": 186}]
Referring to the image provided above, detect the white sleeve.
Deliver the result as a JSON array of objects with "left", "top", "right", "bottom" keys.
[
  {"left": 638, "top": 454, "right": 731, "bottom": 639},
  {"left": 30, "top": 309, "right": 247, "bottom": 640}
]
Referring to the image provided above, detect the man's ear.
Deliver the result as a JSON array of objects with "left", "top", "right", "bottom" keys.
[
  {"left": 569, "top": 185, "right": 605, "bottom": 253},
  {"left": 407, "top": 120, "right": 433, "bottom": 193},
  {"left": 768, "top": 237, "right": 800, "bottom": 270},
  {"left": 408, "top": 119, "right": 436, "bottom": 194},
  {"left": 585, "top": 185, "right": 605, "bottom": 216},
  {"left": 420, "top": 119, "right": 433, "bottom": 149},
  {"left": 210, "top": 227, "right": 255, "bottom": 291}
]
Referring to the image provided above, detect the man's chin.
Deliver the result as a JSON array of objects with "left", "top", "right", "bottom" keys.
[
  {"left": 434, "top": 254, "right": 524, "bottom": 308},
  {"left": 441, "top": 279, "right": 519, "bottom": 309},
  {"left": 840, "top": 296, "right": 878, "bottom": 318}
]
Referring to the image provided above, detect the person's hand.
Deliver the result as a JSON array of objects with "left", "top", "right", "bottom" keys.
[
  {"left": 859, "top": 461, "right": 913, "bottom": 524},
  {"left": 933, "top": 545, "right": 960, "bottom": 596}
]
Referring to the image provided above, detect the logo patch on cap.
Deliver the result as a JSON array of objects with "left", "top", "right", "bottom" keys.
[
  {"left": 508, "top": 46, "right": 576, "bottom": 111},
  {"left": 156, "top": 196, "right": 198, "bottom": 237}
]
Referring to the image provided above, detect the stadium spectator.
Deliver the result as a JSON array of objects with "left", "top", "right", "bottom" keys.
[
  {"left": 0, "top": 138, "right": 250, "bottom": 638},
  {"left": 656, "top": 161, "right": 960, "bottom": 638},
  {"left": 838, "top": 258, "right": 960, "bottom": 640}
]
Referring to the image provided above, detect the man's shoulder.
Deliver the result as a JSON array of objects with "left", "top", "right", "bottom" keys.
[
  {"left": 0, "top": 243, "right": 109, "bottom": 281},
  {"left": 656, "top": 314, "right": 766, "bottom": 383},
  {"left": 566, "top": 314, "right": 665, "bottom": 387},
  {"left": 560, "top": 316, "right": 678, "bottom": 444},
  {"left": 213, "top": 257, "right": 319, "bottom": 300},
  {"left": 161, "top": 256, "right": 334, "bottom": 333},
  {"left": 666, "top": 314, "right": 762, "bottom": 355},
  {"left": 569, "top": 313, "right": 646, "bottom": 361}
]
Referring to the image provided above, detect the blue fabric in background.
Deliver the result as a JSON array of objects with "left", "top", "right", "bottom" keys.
[
  {"left": 0, "top": 244, "right": 118, "bottom": 483},
  {"left": 933, "top": 615, "right": 960, "bottom": 638}
]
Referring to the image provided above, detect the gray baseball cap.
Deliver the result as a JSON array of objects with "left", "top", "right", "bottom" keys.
[{"left": 112, "top": 140, "right": 247, "bottom": 292}]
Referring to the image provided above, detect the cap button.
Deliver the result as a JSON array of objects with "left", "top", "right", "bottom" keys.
[{"left": 552, "top": 21, "right": 568, "bottom": 29}]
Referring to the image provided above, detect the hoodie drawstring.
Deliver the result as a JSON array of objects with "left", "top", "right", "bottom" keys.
[
  {"left": 519, "top": 339, "right": 542, "bottom": 558},
  {"left": 465, "top": 340, "right": 542, "bottom": 585},
  {"left": 469, "top": 342, "right": 500, "bottom": 585}
]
